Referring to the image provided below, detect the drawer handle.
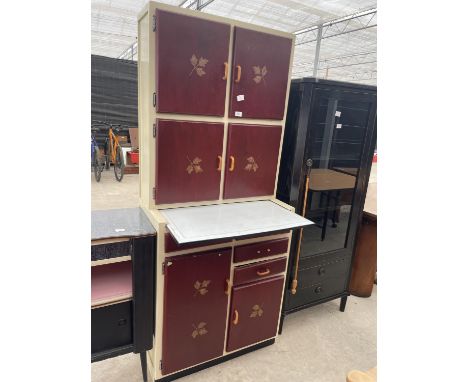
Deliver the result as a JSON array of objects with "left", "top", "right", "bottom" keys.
[
  {"left": 267, "top": 248, "right": 271, "bottom": 252},
  {"left": 222, "top": 62, "right": 228, "bottom": 80},
  {"left": 318, "top": 267, "right": 326, "bottom": 275},
  {"left": 117, "top": 318, "right": 127, "bottom": 326},
  {"left": 315, "top": 286, "right": 323, "bottom": 294},
  {"left": 256, "top": 268, "right": 271, "bottom": 276},
  {"left": 217, "top": 155, "right": 222, "bottom": 171},
  {"left": 229, "top": 156, "right": 235, "bottom": 171},
  {"left": 233, "top": 309, "right": 239, "bottom": 325},
  {"left": 235, "top": 65, "right": 242, "bottom": 83},
  {"left": 224, "top": 278, "right": 230, "bottom": 295}
]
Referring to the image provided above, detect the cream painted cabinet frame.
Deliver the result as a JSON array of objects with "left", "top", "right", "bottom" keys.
[{"left": 138, "top": 1, "right": 295, "bottom": 210}]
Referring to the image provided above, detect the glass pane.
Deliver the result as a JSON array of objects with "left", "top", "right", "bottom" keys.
[{"left": 300, "top": 93, "right": 370, "bottom": 257}]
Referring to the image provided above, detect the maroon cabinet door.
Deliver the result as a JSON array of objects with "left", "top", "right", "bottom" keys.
[
  {"left": 226, "top": 275, "right": 284, "bottom": 352},
  {"left": 162, "top": 249, "right": 231, "bottom": 375},
  {"left": 156, "top": 10, "right": 230, "bottom": 116},
  {"left": 155, "top": 119, "right": 224, "bottom": 204},
  {"left": 229, "top": 27, "right": 292, "bottom": 120},
  {"left": 223, "top": 124, "right": 282, "bottom": 199}
]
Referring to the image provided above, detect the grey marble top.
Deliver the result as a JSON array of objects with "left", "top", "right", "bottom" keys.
[{"left": 91, "top": 208, "right": 156, "bottom": 241}]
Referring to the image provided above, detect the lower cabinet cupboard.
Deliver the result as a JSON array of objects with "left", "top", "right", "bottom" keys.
[
  {"left": 226, "top": 275, "right": 284, "bottom": 352},
  {"left": 162, "top": 249, "right": 231, "bottom": 375}
]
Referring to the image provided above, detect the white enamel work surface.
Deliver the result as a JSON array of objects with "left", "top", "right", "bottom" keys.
[{"left": 161, "top": 200, "right": 313, "bottom": 244}]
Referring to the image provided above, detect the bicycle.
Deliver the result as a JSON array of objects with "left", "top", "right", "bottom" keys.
[
  {"left": 92, "top": 120, "right": 125, "bottom": 182},
  {"left": 91, "top": 127, "right": 104, "bottom": 182}
]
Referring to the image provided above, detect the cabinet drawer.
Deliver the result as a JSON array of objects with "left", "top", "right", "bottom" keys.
[
  {"left": 91, "top": 240, "right": 131, "bottom": 261},
  {"left": 298, "top": 275, "right": 347, "bottom": 304},
  {"left": 164, "top": 232, "right": 231, "bottom": 253},
  {"left": 234, "top": 238, "right": 289, "bottom": 263},
  {"left": 233, "top": 257, "right": 287, "bottom": 286},
  {"left": 91, "top": 301, "right": 133, "bottom": 354},
  {"left": 298, "top": 254, "right": 351, "bottom": 287}
]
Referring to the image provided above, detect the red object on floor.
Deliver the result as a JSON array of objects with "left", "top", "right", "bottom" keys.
[
  {"left": 129, "top": 151, "right": 139, "bottom": 165},
  {"left": 372, "top": 152, "right": 377, "bottom": 163}
]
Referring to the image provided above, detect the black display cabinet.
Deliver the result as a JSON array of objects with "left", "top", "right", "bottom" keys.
[{"left": 277, "top": 78, "right": 377, "bottom": 326}]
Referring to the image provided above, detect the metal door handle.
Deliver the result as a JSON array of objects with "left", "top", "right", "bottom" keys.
[
  {"left": 217, "top": 155, "right": 222, "bottom": 171},
  {"left": 235, "top": 65, "right": 242, "bottom": 83},
  {"left": 229, "top": 156, "right": 235, "bottom": 171},
  {"left": 256, "top": 269, "right": 271, "bottom": 276},
  {"left": 223, "top": 62, "right": 228, "bottom": 80},
  {"left": 233, "top": 309, "right": 239, "bottom": 325}
]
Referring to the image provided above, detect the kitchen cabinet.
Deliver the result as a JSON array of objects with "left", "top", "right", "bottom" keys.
[
  {"left": 276, "top": 78, "right": 376, "bottom": 326},
  {"left": 155, "top": 119, "right": 224, "bottom": 204},
  {"left": 161, "top": 249, "right": 231, "bottom": 375},
  {"left": 229, "top": 27, "right": 292, "bottom": 120},
  {"left": 223, "top": 124, "right": 282, "bottom": 199},
  {"left": 155, "top": 9, "right": 230, "bottom": 116},
  {"left": 226, "top": 275, "right": 284, "bottom": 352}
]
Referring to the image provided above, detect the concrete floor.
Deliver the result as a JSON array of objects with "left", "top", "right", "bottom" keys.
[{"left": 91, "top": 167, "right": 377, "bottom": 382}]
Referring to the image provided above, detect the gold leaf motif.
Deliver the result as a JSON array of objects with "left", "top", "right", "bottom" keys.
[
  {"left": 192, "top": 322, "right": 208, "bottom": 338},
  {"left": 250, "top": 304, "right": 264, "bottom": 318},
  {"left": 194, "top": 279, "right": 211, "bottom": 296},
  {"left": 252, "top": 65, "right": 267, "bottom": 84},
  {"left": 186, "top": 156, "right": 203, "bottom": 174},
  {"left": 245, "top": 156, "right": 259, "bottom": 172},
  {"left": 189, "top": 54, "right": 209, "bottom": 77}
]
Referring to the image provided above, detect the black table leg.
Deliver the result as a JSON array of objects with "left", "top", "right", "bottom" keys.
[
  {"left": 331, "top": 190, "right": 341, "bottom": 228},
  {"left": 321, "top": 191, "right": 331, "bottom": 241},
  {"left": 140, "top": 352, "right": 148, "bottom": 382},
  {"left": 339, "top": 295, "right": 348, "bottom": 312}
]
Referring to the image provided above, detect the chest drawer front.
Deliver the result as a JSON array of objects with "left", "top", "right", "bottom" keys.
[
  {"left": 233, "top": 257, "right": 287, "bottom": 286},
  {"left": 91, "top": 301, "right": 133, "bottom": 355},
  {"left": 234, "top": 238, "right": 289, "bottom": 263},
  {"left": 91, "top": 240, "right": 131, "bottom": 262},
  {"left": 164, "top": 232, "right": 231, "bottom": 253},
  {"left": 298, "top": 254, "right": 351, "bottom": 287}
]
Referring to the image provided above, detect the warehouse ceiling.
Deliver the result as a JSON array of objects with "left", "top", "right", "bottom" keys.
[{"left": 92, "top": 0, "right": 377, "bottom": 85}]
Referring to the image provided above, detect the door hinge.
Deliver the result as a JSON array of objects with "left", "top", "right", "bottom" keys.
[
  {"left": 153, "top": 187, "right": 157, "bottom": 201},
  {"left": 153, "top": 123, "right": 157, "bottom": 138},
  {"left": 152, "top": 15, "right": 157, "bottom": 32},
  {"left": 153, "top": 92, "right": 156, "bottom": 107},
  {"left": 162, "top": 261, "right": 172, "bottom": 275}
]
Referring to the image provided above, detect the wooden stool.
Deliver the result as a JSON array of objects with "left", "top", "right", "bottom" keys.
[{"left": 346, "top": 367, "right": 377, "bottom": 382}]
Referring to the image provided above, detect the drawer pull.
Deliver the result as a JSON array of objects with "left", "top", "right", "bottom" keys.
[
  {"left": 229, "top": 156, "right": 235, "bottom": 171},
  {"left": 256, "top": 268, "right": 271, "bottom": 276},
  {"left": 217, "top": 155, "right": 222, "bottom": 171},
  {"left": 318, "top": 267, "right": 326, "bottom": 275},
  {"left": 235, "top": 65, "right": 242, "bottom": 83},
  {"left": 315, "top": 286, "right": 323, "bottom": 294},
  {"left": 224, "top": 278, "right": 230, "bottom": 295},
  {"left": 267, "top": 248, "right": 271, "bottom": 252},
  {"left": 257, "top": 250, "right": 261, "bottom": 254},
  {"left": 233, "top": 309, "right": 239, "bottom": 325},
  {"left": 117, "top": 318, "right": 127, "bottom": 326},
  {"left": 222, "top": 62, "right": 228, "bottom": 80}
]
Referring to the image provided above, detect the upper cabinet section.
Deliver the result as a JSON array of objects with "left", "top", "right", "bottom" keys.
[
  {"left": 229, "top": 27, "right": 293, "bottom": 120},
  {"left": 155, "top": 10, "right": 230, "bottom": 116}
]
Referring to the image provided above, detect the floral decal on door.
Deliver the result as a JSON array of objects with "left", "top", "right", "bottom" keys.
[
  {"left": 191, "top": 322, "right": 208, "bottom": 338},
  {"left": 193, "top": 280, "right": 211, "bottom": 296},
  {"left": 244, "top": 156, "right": 259, "bottom": 172},
  {"left": 250, "top": 304, "right": 264, "bottom": 318},
  {"left": 189, "top": 54, "right": 209, "bottom": 77},
  {"left": 186, "top": 156, "right": 203, "bottom": 174},
  {"left": 253, "top": 65, "right": 267, "bottom": 84}
]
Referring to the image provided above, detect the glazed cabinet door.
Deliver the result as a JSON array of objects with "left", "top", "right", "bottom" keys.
[
  {"left": 162, "top": 249, "right": 231, "bottom": 375},
  {"left": 229, "top": 27, "right": 292, "bottom": 120},
  {"left": 226, "top": 276, "right": 284, "bottom": 352},
  {"left": 155, "top": 119, "right": 224, "bottom": 204},
  {"left": 155, "top": 9, "right": 230, "bottom": 116},
  {"left": 223, "top": 124, "right": 282, "bottom": 199}
]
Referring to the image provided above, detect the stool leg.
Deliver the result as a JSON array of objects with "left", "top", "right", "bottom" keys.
[
  {"left": 140, "top": 352, "right": 148, "bottom": 382},
  {"left": 340, "top": 295, "right": 348, "bottom": 312}
]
